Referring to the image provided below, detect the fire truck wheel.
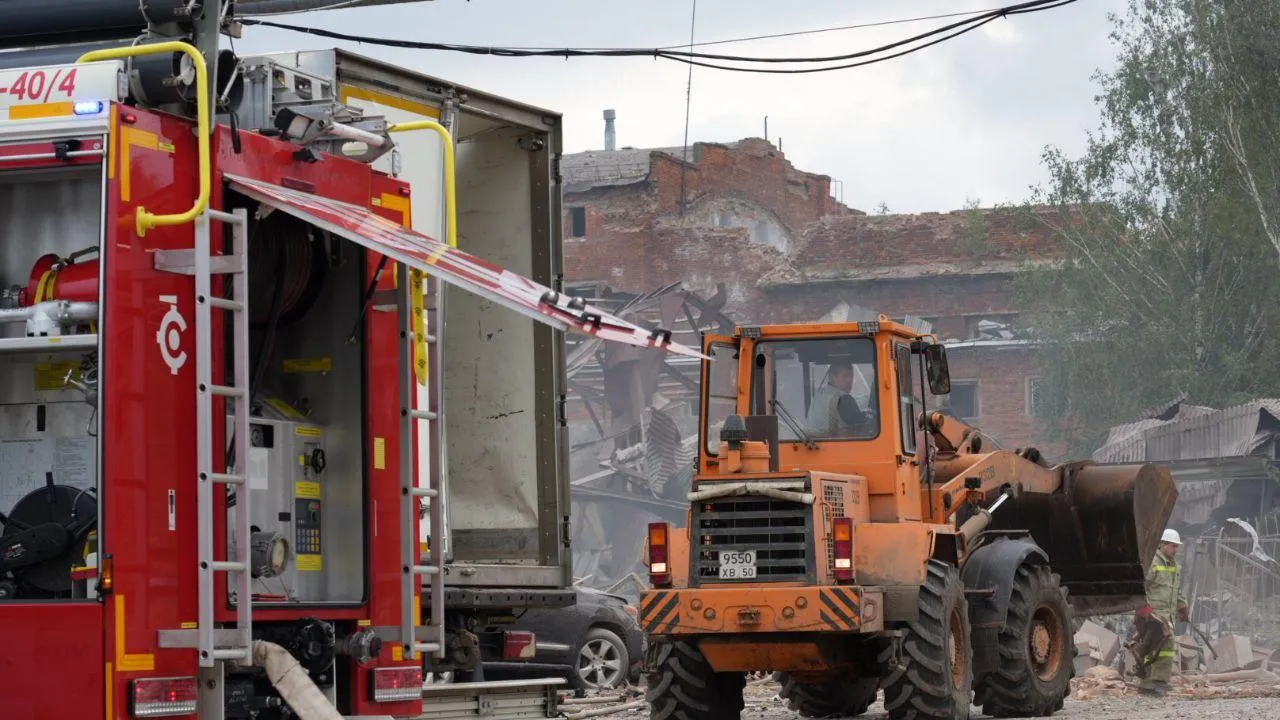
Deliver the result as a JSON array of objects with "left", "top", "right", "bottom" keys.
[
  {"left": 881, "top": 560, "right": 973, "bottom": 720},
  {"left": 646, "top": 639, "right": 745, "bottom": 720},
  {"left": 974, "top": 564, "right": 1075, "bottom": 718},
  {"left": 774, "top": 672, "right": 878, "bottom": 717}
]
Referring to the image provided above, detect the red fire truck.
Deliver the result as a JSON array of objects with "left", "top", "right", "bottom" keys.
[{"left": 0, "top": 42, "right": 698, "bottom": 718}]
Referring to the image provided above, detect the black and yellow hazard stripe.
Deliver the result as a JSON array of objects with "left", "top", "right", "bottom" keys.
[
  {"left": 817, "top": 587, "right": 862, "bottom": 631},
  {"left": 640, "top": 590, "right": 682, "bottom": 634}
]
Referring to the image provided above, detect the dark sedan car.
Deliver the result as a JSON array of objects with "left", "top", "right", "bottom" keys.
[{"left": 481, "top": 587, "right": 645, "bottom": 691}]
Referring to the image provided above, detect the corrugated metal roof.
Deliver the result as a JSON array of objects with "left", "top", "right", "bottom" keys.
[{"left": 1093, "top": 399, "right": 1280, "bottom": 463}]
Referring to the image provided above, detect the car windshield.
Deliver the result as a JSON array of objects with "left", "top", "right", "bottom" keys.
[{"left": 751, "top": 337, "right": 879, "bottom": 442}]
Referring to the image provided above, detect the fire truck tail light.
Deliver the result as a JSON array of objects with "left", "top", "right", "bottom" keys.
[
  {"left": 647, "top": 522, "right": 671, "bottom": 586},
  {"left": 833, "top": 518, "right": 853, "bottom": 582},
  {"left": 129, "top": 676, "right": 198, "bottom": 717},
  {"left": 503, "top": 631, "right": 536, "bottom": 660},
  {"left": 371, "top": 666, "right": 422, "bottom": 703}
]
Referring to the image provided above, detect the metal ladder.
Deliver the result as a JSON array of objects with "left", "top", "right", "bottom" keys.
[
  {"left": 166, "top": 208, "right": 253, "bottom": 666},
  {"left": 399, "top": 265, "right": 446, "bottom": 660}
]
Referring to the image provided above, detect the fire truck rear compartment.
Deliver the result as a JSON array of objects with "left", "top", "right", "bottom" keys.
[
  {"left": 0, "top": 162, "right": 103, "bottom": 601},
  {"left": 224, "top": 195, "right": 367, "bottom": 607}
]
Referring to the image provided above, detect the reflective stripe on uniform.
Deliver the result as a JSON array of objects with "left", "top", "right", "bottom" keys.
[
  {"left": 1158, "top": 649, "right": 1176, "bottom": 658},
  {"left": 1152, "top": 565, "right": 1177, "bottom": 572}
]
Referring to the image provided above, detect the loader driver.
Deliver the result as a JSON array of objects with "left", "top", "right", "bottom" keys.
[
  {"left": 1137, "top": 528, "right": 1188, "bottom": 697},
  {"left": 805, "top": 362, "right": 872, "bottom": 437}
]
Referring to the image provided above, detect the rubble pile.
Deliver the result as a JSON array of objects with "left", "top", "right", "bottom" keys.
[
  {"left": 556, "top": 686, "right": 645, "bottom": 720},
  {"left": 1068, "top": 631, "right": 1280, "bottom": 701}
]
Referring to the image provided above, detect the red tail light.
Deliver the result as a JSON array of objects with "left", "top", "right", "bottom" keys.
[
  {"left": 833, "top": 518, "right": 853, "bottom": 582},
  {"left": 648, "top": 522, "right": 671, "bottom": 586},
  {"left": 129, "top": 677, "right": 198, "bottom": 717},
  {"left": 371, "top": 666, "right": 422, "bottom": 703},
  {"left": 503, "top": 630, "right": 536, "bottom": 660}
]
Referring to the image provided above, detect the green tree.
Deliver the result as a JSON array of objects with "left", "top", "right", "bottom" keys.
[
  {"left": 956, "top": 197, "right": 991, "bottom": 261},
  {"left": 1017, "top": 0, "right": 1280, "bottom": 456}
]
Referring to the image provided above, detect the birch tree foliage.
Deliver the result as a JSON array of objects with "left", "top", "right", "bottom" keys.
[{"left": 1016, "top": 0, "right": 1280, "bottom": 456}]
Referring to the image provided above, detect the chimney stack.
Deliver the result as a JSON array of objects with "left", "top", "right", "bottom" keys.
[{"left": 603, "top": 109, "right": 616, "bottom": 151}]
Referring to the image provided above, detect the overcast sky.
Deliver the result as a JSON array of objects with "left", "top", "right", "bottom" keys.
[{"left": 238, "top": 0, "right": 1126, "bottom": 214}]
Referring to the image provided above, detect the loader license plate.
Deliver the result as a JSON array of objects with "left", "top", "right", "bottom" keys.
[{"left": 718, "top": 550, "right": 757, "bottom": 579}]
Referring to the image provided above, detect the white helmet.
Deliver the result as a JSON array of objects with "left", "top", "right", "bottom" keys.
[{"left": 1161, "top": 528, "right": 1182, "bottom": 545}]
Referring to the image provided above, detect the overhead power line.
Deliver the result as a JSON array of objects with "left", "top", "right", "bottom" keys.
[
  {"left": 238, "top": 0, "right": 1078, "bottom": 75},
  {"left": 666, "top": 5, "right": 1045, "bottom": 50}
]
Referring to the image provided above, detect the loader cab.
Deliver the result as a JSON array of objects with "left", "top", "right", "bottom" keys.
[{"left": 699, "top": 319, "right": 952, "bottom": 479}]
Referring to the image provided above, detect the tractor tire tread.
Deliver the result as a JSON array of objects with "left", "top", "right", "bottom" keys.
[
  {"left": 646, "top": 639, "right": 744, "bottom": 720},
  {"left": 881, "top": 560, "right": 972, "bottom": 720},
  {"left": 774, "top": 672, "right": 878, "bottom": 718},
  {"left": 974, "top": 564, "right": 1075, "bottom": 718}
]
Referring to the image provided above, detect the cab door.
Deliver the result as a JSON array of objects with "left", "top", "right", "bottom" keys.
[
  {"left": 0, "top": 127, "right": 108, "bottom": 717},
  {"left": 698, "top": 334, "right": 741, "bottom": 473}
]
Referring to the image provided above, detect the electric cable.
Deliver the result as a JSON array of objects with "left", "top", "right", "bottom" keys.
[{"left": 238, "top": 0, "right": 1077, "bottom": 74}]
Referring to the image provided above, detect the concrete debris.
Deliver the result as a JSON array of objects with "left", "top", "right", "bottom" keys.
[
  {"left": 1074, "top": 620, "right": 1122, "bottom": 671},
  {"left": 1070, "top": 660, "right": 1280, "bottom": 701},
  {"left": 557, "top": 685, "right": 644, "bottom": 720},
  {"left": 1208, "top": 635, "right": 1254, "bottom": 674}
]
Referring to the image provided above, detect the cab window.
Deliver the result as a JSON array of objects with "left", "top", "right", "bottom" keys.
[
  {"left": 702, "top": 343, "right": 740, "bottom": 454},
  {"left": 897, "top": 344, "right": 922, "bottom": 455},
  {"left": 752, "top": 337, "right": 878, "bottom": 442}
]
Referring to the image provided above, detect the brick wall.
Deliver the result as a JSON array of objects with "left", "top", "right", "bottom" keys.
[
  {"left": 560, "top": 137, "right": 1068, "bottom": 456},
  {"left": 946, "top": 344, "right": 1066, "bottom": 460},
  {"left": 759, "top": 274, "right": 1020, "bottom": 339},
  {"left": 798, "top": 208, "right": 1066, "bottom": 274}
]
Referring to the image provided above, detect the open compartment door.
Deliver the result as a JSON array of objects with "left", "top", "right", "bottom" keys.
[{"left": 224, "top": 174, "right": 705, "bottom": 358}]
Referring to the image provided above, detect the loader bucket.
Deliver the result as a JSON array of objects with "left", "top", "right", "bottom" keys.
[{"left": 985, "top": 462, "right": 1177, "bottom": 616}]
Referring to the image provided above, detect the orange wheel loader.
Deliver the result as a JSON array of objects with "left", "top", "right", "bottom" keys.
[{"left": 638, "top": 318, "right": 1177, "bottom": 719}]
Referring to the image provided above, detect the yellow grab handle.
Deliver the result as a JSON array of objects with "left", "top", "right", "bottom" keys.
[
  {"left": 386, "top": 120, "right": 457, "bottom": 249},
  {"left": 77, "top": 42, "right": 210, "bottom": 237},
  {"left": 387, "top": 120, "right": 458, "bottom": 388}
]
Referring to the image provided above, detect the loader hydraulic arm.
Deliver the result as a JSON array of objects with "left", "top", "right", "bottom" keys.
[{"left": 921, "top": 411, "right": 1064, "bottom": 531}]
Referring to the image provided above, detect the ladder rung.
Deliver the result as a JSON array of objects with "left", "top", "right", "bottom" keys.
[
  {"left": 410, "top": 487, "right": 438, "bottom": 498},
  {"left": 207, "top": 296, "right": 245, "bottom": 312},
  {"left": 412, "top": 643, "right": 441, "bottom": 654},
  {"left": 208, "top": 473, "right": 246, "bottom": 485},
  {"left": 211, "top": 561, "right": 247, "bottom": 573},
  {"left": 211, "top": 648, "right": 251, "bottom": 661},
  {"left": 412, "top": 564, "right": 440, "bottom": 576},
  {"left": 409, "top": 409, "right": 438, "bottom": 421},
  {"left": 206, "top": 384, "right": 246, "bottom": 398}
]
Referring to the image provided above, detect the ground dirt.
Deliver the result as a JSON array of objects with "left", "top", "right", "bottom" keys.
[
  {"left": 733, "top": 678, "right": 1278, "bottom": 720},
  {"left": 585, "top": 677, "right": 1279, "bottom": 720}
]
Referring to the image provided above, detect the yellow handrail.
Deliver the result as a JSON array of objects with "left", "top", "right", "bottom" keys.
[
  {"left": 386, "top": 119, "right": 458, "bottom": 389},
  {"left": 386, "top": 120, "right": 457, "bottom": 249},
  {"left": 78, "top": 42, "right": 210, "bottom": 237}
]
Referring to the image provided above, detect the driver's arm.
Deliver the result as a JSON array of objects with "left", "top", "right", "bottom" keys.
[{"left": 836, "top": 394, "right": 870, "bottom": 427}]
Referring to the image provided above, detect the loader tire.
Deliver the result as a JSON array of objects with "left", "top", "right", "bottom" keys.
[
  {"left": 774, "top": 672, "right": 878, "bottom": 718},
  {"left": 974, "top": 564, "right": 1075, "bottom": 718},
  {"left": 881, "top": 560, "right": 973, "bottom": 719},
  {"left": 646, "top": 639, "right": 745, "bottom": 720}
]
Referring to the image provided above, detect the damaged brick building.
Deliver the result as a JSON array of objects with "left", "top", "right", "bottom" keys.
[{"left": 561, "top": 134, "right": 1067, "bottom": 460}]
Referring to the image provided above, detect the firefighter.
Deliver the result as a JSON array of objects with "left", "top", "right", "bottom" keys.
[{"left": 1138, "top": 528, "right": 1188, "bottom": 697}]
